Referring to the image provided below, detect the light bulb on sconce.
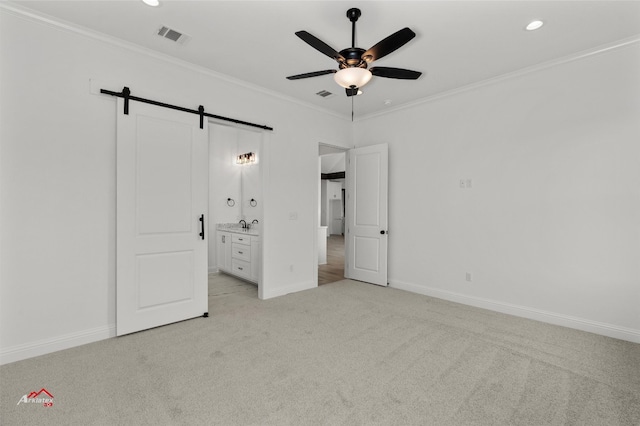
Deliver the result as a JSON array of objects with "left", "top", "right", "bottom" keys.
[{"left": 236, "top": 152, "right": 256, "bottom": 165}]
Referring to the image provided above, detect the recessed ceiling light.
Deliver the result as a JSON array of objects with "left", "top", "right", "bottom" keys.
[
  {"left": 384, "top": 99, "right": 392, "bottom": 106},
  {"left": 143, "top": 0, "right": 159, "bottom": 7},
  {"left": 525, "top": 20, "right": 544, "bottom": 31}
]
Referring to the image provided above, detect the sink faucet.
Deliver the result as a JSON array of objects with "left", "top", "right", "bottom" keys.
[{"left": 239, "top": 220, "right": 247, "bottom": 229}]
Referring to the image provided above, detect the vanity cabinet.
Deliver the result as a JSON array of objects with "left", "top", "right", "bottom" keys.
[
  {"left": 250, "top": 237, "right": 260, "bottom": 281},
  {"left": 217, "top": 229, "right": 260, "bottom": 283},
  {"left": 216, "top": 231, "right": 232, "bottom": 272}
]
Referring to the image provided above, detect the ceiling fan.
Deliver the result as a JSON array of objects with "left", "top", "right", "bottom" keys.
[{"left": 286, "top": 7, "right": 422, "bottom": 97}]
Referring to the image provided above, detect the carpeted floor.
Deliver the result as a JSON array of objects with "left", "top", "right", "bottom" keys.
[{"left": 1, "top": 275, "right": 639, "bottom": 425}]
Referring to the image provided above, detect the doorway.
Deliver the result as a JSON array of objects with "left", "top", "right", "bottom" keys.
[
  {"left": 208, "top": 122, "right": 264, "bottom": 297},
  {"left": 317, "top": 142, "right": 390, "bottom": 288},
  {"left": 318, "top": 144, "right": 347, "bottom": 285}
]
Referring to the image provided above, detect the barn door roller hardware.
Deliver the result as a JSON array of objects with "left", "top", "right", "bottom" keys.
[{"left": 100, "top": 86, "right": 274, "bottom": 131}]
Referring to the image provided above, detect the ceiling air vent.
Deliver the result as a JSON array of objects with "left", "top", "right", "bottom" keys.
[
  {"left": 157, "top": 26, "right": 191, "bottom": 44},
  {"left": 316, "top": 90, "right": 334, "bottom": 98}
]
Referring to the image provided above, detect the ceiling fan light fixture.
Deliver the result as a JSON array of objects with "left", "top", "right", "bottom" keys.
[{"left": 334, "top": 67, "right": 372, "bottom": 89}]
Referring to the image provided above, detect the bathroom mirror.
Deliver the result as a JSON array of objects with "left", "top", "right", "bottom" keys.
[
  {"left": 240, "top": 157, "right": 261, "bottom": 223},
  {"left": 237, "top": 129, "right": 262, "bottom": 225},
  {"left": 209, "top": 123, "right": 262, "bottom": 226}
]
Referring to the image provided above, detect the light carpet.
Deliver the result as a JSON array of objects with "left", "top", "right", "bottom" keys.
[{"left": 1, "top": 277, "right": 639, "bottom": 425}]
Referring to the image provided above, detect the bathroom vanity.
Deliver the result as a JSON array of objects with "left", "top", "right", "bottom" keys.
[{"left": 216, "top": 224, "right": 260, "bottom": 283}]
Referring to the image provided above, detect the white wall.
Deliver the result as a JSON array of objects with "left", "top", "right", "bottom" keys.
[
  {"left": 209, "top": 124, "right": 243, "bottom": 227},
  {"left": 208, "top": 124, "right": 241, "bottom": 272},
  {"left": 237, "top": 128, "right": 262, "bottom": 225},
  {"left": 354, "top": 41, "right": 640, "bottom": 341},
  {"left": 0, "top": 9, "right": 351, "bottom": 364}
]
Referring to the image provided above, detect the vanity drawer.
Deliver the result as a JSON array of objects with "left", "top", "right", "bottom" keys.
[
  {"left": 231, "top": 243, "right": 251, "bottom": 262},
  {"left": 231, "top": 259, "right": 251, "bottom": 279},
  {"left": 232, "top": 234, "right": 250, "bottom": 245}
]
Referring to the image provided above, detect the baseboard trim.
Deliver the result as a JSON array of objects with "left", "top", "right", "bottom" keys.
[
  {"left": 260, "top": 280, "right": 316, "bottom": 300},
  {"left": 0, "top": 324, "right": 116, "bottom": 365},
  {"left": 389, "top": 280, "right": 640, "bottom": 344}
]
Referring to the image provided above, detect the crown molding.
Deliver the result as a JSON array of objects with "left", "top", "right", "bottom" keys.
[
  {"left": 357, "top": 35, "right": 640, "bottom": 122},
  {"left": 0, "top": 2, "right": 350, "bottom": 123},
  {"left": 3, "top": 3, "right": 637, "bottom": 125}
]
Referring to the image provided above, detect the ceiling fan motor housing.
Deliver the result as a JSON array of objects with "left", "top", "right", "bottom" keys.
[{"left": 339, "top": 48, "right": 367, "bottom": 69}]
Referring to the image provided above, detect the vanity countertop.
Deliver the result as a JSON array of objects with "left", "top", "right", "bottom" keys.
[{"left": 216, "top": 223, "right": 260, "bottom": 236}]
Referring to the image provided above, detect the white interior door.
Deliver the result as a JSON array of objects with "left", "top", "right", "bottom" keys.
[
  {"left": 116, "top": 98, "right": 208, "bottom": 336},
  {"left": 345, "top": 143, "right": 388, "bottom": 286}
]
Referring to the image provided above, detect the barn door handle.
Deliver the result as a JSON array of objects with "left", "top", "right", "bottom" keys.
[{"left": 199, "top": 214, "right": 205, "bottom": 240}]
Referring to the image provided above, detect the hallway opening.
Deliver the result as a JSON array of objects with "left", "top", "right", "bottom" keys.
[{"left": 318, "top": 235, "right": 345, "bottom": 285}]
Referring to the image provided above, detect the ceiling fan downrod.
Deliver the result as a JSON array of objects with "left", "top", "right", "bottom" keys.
[
  {"left": 347, "top": 8, "right": 361, "bottom": 48},
  {"left": 341, "top": 8, "right": 366, "bottom": 69}
]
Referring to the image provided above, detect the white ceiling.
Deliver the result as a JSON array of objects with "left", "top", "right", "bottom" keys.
[
  {"left": 321, "top": 153, "right": 346, "bottom": 174},
  {"left": 9, "top": 1, "right": 640, "bottom": 119}
]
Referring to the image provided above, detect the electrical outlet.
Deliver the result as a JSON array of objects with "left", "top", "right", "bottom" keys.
[
  {"left": 466, "top": 179, "right": 473, "bottom": 188},
  {"left": 289, "top": 212, "right": 298, "bottom": 220},
  {"left": 459, "top": 179, "right": 466, "bottom": 189},
  {"left": 466, "top": 272, "right": 472, "bottom": 282}
]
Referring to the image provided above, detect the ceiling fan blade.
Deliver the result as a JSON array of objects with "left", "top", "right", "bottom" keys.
[
  {"left": 286, "top": 70, "right": 337, "bottom": 80},
  {"left": 362, "top": 27, "right": 416, "bottom": 63},
  {"left": 370, "top": 67, "right": 422, "bottom": 80},
  {"left": 295, "top": 31, "right": 345, "bottom": 62}
]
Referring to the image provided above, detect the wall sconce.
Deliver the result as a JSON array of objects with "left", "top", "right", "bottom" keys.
[{"left": 236, "top": 152, "right": 256, "bottom": 165}]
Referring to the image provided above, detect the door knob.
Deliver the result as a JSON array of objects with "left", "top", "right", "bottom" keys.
[{"left": 380, "top": 230, "right": 387, "bottom": 235}]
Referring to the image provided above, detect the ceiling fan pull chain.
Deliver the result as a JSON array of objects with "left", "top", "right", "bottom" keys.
[{"left": 351, "top": 93, "right": 354, "bottom": 122}]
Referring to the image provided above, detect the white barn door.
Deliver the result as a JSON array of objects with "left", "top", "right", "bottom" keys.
[
  {"left": 116, "top": 98, "right": 208, "bottom": 336},
  {"left": 345, "top": 143, "right": 388, "bottom": 286}
]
